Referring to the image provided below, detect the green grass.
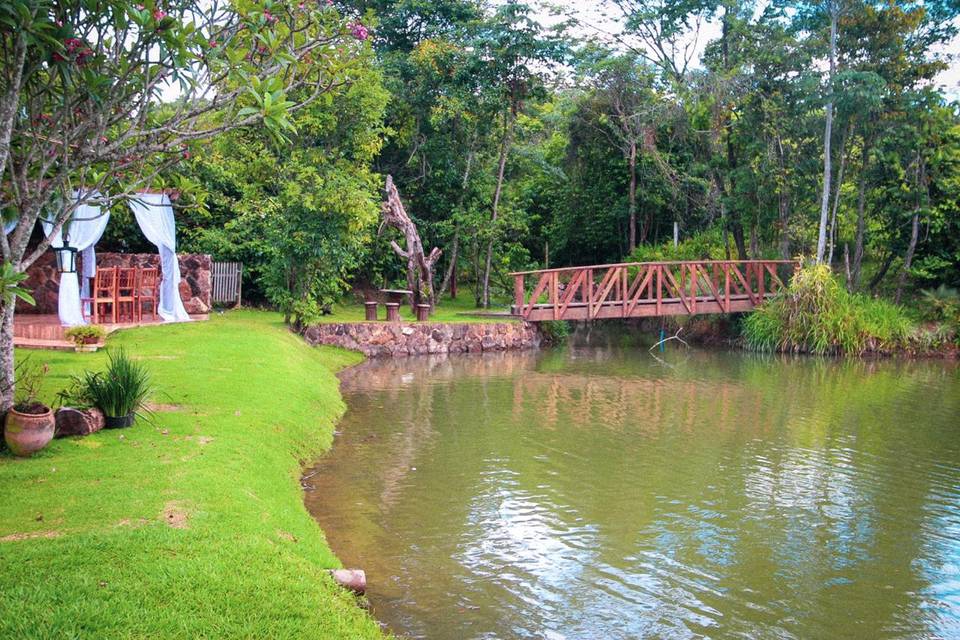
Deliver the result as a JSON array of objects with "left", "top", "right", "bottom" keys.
[
  {"left": 0, "top": 311, "right": 386, "bottom": 639},
  {"left": 316, "top": 291, "right": 515, "bottom": 324}
]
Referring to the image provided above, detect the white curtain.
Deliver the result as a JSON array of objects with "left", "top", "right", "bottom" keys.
[
  {"left": 41, "top": 197, "right": 110, "bottom": 326},
  {"left": 129, "top": 193, "right": 190, "bottom": 322}
]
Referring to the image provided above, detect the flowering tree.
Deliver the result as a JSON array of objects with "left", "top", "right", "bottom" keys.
[{"left": 0, "top": 0, "right": 370, "bottom": 409}]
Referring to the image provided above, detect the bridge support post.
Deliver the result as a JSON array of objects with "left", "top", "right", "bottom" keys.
[{"left": 513, "top": 274, "right": 525, "bottom": 315}]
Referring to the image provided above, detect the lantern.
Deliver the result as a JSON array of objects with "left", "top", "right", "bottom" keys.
[{"left": 54, "top": 239, "right": 77, "bottom": 273}]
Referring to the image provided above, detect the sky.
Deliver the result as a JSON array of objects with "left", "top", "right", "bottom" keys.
[{"left": 531, "top": 0, "right": 960, "bottom": 99}]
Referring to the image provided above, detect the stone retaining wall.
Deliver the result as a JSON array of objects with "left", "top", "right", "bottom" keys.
[
  {"left": 19, "top": 252, "right": 212, "bottom": 315},
  {"left": 301, "top": 321, "right": 542, "bottom": 357}
]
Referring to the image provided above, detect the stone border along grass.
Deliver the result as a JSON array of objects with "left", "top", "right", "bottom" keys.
[
  {"left": 301, "top": 320, "right": 542, "bottom": 357},
  {"left": 0, "top": 310, "right": 388, "bottom": 639}
]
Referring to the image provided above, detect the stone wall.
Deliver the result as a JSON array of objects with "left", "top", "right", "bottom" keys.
[
  {"left": 18, "top": 252, "right": 212, "bottom": 315},
  {"left": 301, "top": 321, "right": 542, "bottom": 357}
]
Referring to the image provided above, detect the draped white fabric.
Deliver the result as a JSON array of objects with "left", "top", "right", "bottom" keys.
[
  {"left": 41, "top": 199, "right": 110, "bottom": 326},
  {"left": 130, "top": 193, "right": 190, "bottom": 322}
]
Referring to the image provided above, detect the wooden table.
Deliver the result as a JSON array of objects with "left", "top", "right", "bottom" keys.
[
  {"left": 379, "top": 289, "right": 413, "bottom": 304},
  {"left": 380, "top": 289, "right": 412, "bottom": 322}
]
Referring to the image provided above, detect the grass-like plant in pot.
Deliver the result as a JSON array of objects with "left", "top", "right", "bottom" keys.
[
  {"left": 70, "top": 348, "right": 153, "bottom": 428},
  {"left": 3, "top": 359, "right": 55, "bottom": 456}
]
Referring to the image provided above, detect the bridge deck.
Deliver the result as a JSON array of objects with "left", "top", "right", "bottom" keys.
[{"left": 510, "top": 260, "right": 796, "bottom": 322}]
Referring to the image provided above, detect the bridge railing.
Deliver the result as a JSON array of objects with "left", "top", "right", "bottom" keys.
[{"left": 510, "top": 260, "right": 797, "bottom": 321}]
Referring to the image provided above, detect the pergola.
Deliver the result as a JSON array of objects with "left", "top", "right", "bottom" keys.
[{"left": 7, "top": 191, "right": 190, "bottom": 327}]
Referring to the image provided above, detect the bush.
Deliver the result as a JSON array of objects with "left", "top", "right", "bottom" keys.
[
  {"left": 61, "top": 348, "right": 153, "bottom": 420},
  {"left": 64, "top": 325, "right": 106, "bottom": 346},
  {"left": 743, "top": 263, "right": 919, "bottom": 355},
  {"left": 920, "top": 285, "right": 960, "bottom": 344},
  {"left": 539, "top": 320, "right": 571, "bottom": 344},
  {"left": 627, "top": 228, "right": 729, "bottom": 263}
]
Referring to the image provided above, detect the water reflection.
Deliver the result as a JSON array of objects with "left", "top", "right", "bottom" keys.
[{"left": 304, "top": 347, "right": 960, "bottom": 639}]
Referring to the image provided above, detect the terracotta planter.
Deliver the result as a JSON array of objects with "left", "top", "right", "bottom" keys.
[{"left": 4, "top": 407, "right": 55, "bottom": 457}]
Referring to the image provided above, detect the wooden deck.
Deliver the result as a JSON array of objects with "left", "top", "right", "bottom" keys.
[
  {"left": 511, "top": 260, "right": 797, "bottom": 322},
  {"left": 14, "top": 313, "right": 208, "bottom": 349}
]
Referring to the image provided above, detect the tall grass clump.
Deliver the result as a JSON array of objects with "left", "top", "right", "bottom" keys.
[
  {"left": 743, "top": 263, "right": 917, "bottom": 355},
  {"left": 62, "top": 347, "right": 153, "bottom": 420}
]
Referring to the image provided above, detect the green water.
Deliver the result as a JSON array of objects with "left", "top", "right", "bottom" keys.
[{"left": 304, "top": 345, "right": 960, "bottom": 639}]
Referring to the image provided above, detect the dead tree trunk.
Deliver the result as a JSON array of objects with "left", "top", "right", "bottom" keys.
[{"left": 382, "top": 175, "right": 442, "bottom": 311}]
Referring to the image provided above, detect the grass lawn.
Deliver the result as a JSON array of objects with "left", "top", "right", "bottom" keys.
[
  {"left": 317, "top": 291, "right": 515, "bottom": 324},
  {"left": 0, "top": 311, "right": 386, "bottom": 639}
]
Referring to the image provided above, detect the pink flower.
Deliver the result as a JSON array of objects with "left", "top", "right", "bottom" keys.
[
  {"left": 349, "top": 22, "right": 368, "bottom": 40},
  {"left": 209, "top": 39, "right": 218, "bottom": 48},
  {"left": 153, "top": 9, "right": 166, "bottom": 20}
]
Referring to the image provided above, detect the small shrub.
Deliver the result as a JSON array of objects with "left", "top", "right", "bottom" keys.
[
  {"left": 627, "top": 228, "right": 729, "bottom": 263},
  {"left": 64, "top": 325, "right": 106, "bottom": 346},
  {"left": 63, "top": 348, "right": 153, "bottom": 420},
  {"left": 12, "top": 358, "right": 49, "bottom": 414}
]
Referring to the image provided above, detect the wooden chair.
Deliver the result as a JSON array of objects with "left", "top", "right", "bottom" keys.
[
  {"left": 87, "top": 267, "right": 117, "bottom": 324},
  {"left": 136, "top": 267, "right": 160, "bottom": 322},
  {"left": 115, "top": 268, "right": 138, "bottom": 323}
]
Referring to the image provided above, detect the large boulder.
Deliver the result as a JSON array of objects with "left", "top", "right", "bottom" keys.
[{"left": 55, "top": 407, "right": 105, "bottom": 437}]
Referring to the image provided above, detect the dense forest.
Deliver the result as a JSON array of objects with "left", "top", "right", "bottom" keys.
[{"left": 94, "top": 0, "right": 958, "bottom": 325}]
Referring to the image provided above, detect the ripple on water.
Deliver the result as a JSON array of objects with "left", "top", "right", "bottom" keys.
[{"left": 304, "top": 349, "right": 960, "bottom": 640}]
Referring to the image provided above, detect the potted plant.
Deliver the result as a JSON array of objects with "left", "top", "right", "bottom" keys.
[
  {"left": 64, "top": 325, "right": 106, "bottom": 352},
  {"left": 69, "top": 348, "right": 152, "bottom": 428},
  {"left": 3, "top": 359, "right": 55, "bottom": 456}
]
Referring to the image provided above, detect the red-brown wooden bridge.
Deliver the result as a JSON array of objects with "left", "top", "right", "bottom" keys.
[{"left": 511, "top": 260, "right": 796, "bottom": 322}]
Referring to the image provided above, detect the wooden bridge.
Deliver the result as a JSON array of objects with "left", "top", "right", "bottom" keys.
[{"left": 511, "top": 260, "right": 796, "bottom": 322}]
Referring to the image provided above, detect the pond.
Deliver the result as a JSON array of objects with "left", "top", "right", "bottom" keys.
[{"left": 303, "top": 338, "right": 960, "bottom": 639}]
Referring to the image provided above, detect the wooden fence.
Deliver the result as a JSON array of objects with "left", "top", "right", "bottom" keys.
[{"left": 211, "top": 261, "right": 242, "bottom": 307}]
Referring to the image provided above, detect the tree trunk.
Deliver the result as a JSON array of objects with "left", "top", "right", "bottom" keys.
[
  {"left": 713, "top": 172, "right": 746, "bottom": 259},
  {"left": 438, "top": 230, "right": 459, "bottom": 299},
  {"left": 868, "top": 252, "right": 895, "bottom": 293},
  {"left": 481, "top": 110, "right": 514, "bottom": 308},
  {"left": 382, "top": 176, "right": 442, "bottom": 311},
  {"left": 777, "top": 136, "right": 791, "bottom": 259},
  {"left": 895, "top": 156, "right": 924, "bottom": 304},
  {"left": 0, "top": 34, "right": 28, "bottom": 202},
  {"left": 628, "top": 139, "right": 637, "bottom": 252},
  {"left": 0, "top": 304, "right": 15, "bottom": 412},
  {"left": 827, "top": 122, "right": 852, "bottom": 265},
  {"left": 895, "top": 211, "right": 920, "bottom": 304},
  {"left": 850, "top": 141, "right": 869, "bottom": 290},
  {"left": 816, "top": 0, "right": 838, "bottom": 264},
  {"left": 438, "top": 146, "right": 475, "bottom": 300}
]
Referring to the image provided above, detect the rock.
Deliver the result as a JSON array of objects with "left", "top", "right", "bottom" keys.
[
  {"left": 329, "top": 569, "right": 366, "bottom": 594},
  {"left": 55, "top": 407, "right": 105, "bottom": 437}
]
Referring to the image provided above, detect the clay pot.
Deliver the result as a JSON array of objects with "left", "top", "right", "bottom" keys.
[{"left": 4, "top": 406, "right": 55, "bottom": 457}]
